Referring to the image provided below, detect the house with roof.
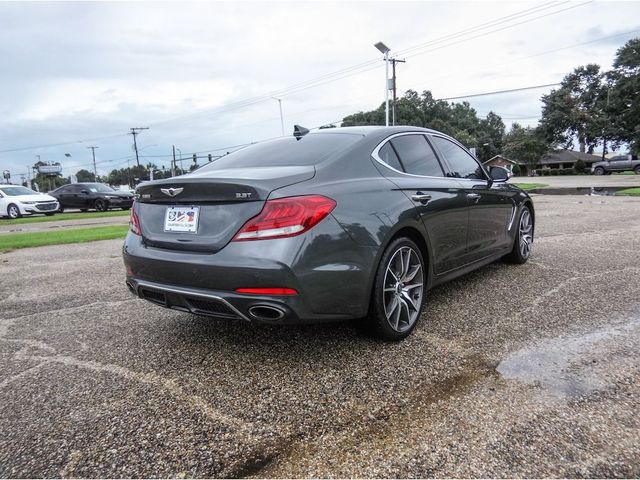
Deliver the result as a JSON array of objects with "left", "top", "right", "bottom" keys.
[{"left": 484, "top": 150, "right": 603, "bottom": 176}]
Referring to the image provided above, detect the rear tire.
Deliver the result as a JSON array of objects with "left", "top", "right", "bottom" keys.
[
  {"left": 94, "top": 199, "right": 108, "bottom": 212},
  {"left": 365, "top": 237, "right": 426, "bottom": 341},
  {"left": 7, "top": 204, "right": 21, "bottom": 219},
  {"left": 505, "top": 206, "right": 533, "bottom": 264},
  {"left": 635, "top": 166, "right": 640, "bottom": 175}
]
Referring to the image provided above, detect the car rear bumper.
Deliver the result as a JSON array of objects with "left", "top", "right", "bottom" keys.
[{"left": 122, "top": 215, "right": 378, "bottom": 324}]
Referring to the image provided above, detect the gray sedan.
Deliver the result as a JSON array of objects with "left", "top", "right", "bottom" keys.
[{"left": 123, "top": 126, "right": 534, "bottom": 340}]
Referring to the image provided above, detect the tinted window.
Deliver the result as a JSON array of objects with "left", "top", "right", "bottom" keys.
[
  {"left": 431, "top": 136, "right": 485, "bottom": 180},
  {"left": 389, "top": 135, "right": 443, "bottom": 177},
  {"left": 197, "top": 133, "right": 362, "bottom": 171},
  {"left": 377, "top": 142, "right": 403, "bottom": 171}
]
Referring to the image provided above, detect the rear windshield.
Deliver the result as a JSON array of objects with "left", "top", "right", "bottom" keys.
[{"left": 196, "top": 133, "right": 362, "bottom": 171}]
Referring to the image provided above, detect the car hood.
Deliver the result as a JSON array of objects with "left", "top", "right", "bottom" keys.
[
  {"left": 592, "top": 161, "right": 608, "bottom": 167},
  {"left": 12, "top": 194, "right": 58, "bottom": 203}
]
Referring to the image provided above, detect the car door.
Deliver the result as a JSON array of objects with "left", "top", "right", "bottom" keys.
[
  {"left": 430, "top": 135, "right": 515, "bottom": 263},
  {"left": 372, "top": 133, "right": 469, "bottom": 275},
  {"left": 56, "top": 185, "right": 74, "bottom": 207}
]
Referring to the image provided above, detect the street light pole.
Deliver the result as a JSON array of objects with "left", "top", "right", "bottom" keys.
[
  {"left": 374, "top": 42, "right": 391, "bottom": 127},
  {"left": 272, "top": 97, "right": 285, "bottom": 136}
]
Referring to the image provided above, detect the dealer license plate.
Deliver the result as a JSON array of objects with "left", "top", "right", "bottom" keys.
[{"left": 164, "top": 206, "right": 199, "bottom": 233}]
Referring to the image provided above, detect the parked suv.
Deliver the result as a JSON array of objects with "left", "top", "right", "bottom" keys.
[
  {"left": 591, "top": 155, "right": 640, "bottom": 175},
  {"left": 50, "top": 183, "right": 134, "bottom": 212}
]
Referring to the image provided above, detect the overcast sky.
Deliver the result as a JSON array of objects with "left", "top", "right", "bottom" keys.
[{"left": 1, "top": 0, "right": 639, "bottom": 180}]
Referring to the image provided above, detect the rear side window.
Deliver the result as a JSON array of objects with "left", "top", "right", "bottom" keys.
[
  {"left": 389, "top": 135, "right": 444, "bottom": 177},
  {"left": 377, "top": 142, "right": 403, "bottom": 171},
  {"left": 431, "top": 136, "right": 485, "bottom": 180},
  {"left": 196, "top": 133, "right": 362, "bottom": 170}
]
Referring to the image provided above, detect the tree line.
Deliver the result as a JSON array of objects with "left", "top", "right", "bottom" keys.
[{"left": 341, "top": 38, "right": 639, "bottom": 170}]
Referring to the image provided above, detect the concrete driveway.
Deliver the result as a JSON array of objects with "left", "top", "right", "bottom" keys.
[{"left": 1, "top": 195, "right": 639, "bottom": 477}]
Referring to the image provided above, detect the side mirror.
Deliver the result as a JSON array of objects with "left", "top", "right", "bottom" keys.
[{"left": 489, "top": 166, "right": 509, "bottom": 182}]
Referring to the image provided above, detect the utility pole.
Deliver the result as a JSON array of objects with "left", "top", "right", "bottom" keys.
[
  {"left": 389, "top": 58, "right": 406, "bottom": 126},
  {"left": 87, "top": 146, "right": 99, "bottom": 180},
  {"left": 129, "top": 127, "right": 149, "bottom": 167},
  {"left": 272, "top": 97, "right": 285, "bottom": 136},
  {"left": 172, "top": 145, "right": 177, "bottom": 177}
]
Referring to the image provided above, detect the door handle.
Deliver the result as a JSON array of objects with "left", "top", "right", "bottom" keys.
[
  {"left": 411, "top": 193, "right": 432, "bottom": 203},
  {"left": 467, "top": 192, "right": 481, "bottom": 203}
]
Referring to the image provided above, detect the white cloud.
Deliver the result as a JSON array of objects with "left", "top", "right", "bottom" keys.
[{"left": 0, "top": 1, "right": 639, "bottom": 176}]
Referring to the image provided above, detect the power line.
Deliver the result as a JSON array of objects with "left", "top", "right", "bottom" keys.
[
  {"left": 440, "top": 83, "right": 561, "bottom": 101},
  {"left": 0, "top": 2, "right": 594, "bottom": 155}
]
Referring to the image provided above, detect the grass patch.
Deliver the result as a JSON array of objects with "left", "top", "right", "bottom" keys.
[
  {"left": 511, "top": 183, "right": 549, "bottom": 191},
  {"left": 0, "top": 225, "right": 129, "bottom": 252},
  {"left": 2, "top": 209, "right": 129, "bottom": 226},
  {"left": 616, "top": 187, "right": 640, "bottom": 196}
]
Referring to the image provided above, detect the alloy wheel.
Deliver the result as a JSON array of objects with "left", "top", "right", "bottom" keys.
[
  {"left": 8, "top": 205, "right": 19, "bottom": 219},
  {"left": 519, "top": 209, "right": 533, "bottom": 259},
  {"left": 382, "top": 246, "right": 424, "bottom": 332}
]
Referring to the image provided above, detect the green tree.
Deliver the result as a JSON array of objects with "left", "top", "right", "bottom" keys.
[
  {"left": 608, "top": 38, "right": 640, "bottom": 154},
  {"left": 539, "top": 64, "right": 610, "bottom": 153},
  {"left": 502, "top": 123, "right": 550, "bottom": 174},
  {"left": 341, "top": 89, "right": 505, "bottom": 162},
  {"left": 75, "top": 169, "right": 96, "bottom": 182}
]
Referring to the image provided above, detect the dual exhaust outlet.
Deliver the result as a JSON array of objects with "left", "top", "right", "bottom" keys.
[{"left": 126, "top": 280, "right": 286, "bottom": 322}]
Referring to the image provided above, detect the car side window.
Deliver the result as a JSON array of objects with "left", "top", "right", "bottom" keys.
[
  {"left": 389, "top": 134, "right": 444, "bottom": 177},
  {"left": 431, "top": 136, "right": 485, "bottom": 180},
  {"left": 377, "top": 142, "right": 404, "bottom": 171}
]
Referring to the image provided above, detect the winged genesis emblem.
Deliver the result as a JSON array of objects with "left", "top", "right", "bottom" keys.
[{"left": 160, "top": 187, "right": 184, "bottom": 197}]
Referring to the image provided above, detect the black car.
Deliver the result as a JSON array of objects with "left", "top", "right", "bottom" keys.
[
  {"left": 51, "top": 183, "right": 134, "bottom": 212},
  {"left": 124, "top": 126, "right": 534, "bottom": 340}
]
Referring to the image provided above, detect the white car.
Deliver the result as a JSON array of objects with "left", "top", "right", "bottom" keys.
[{"left": 0, "top": 185, "right": 60, "bottom": 219}]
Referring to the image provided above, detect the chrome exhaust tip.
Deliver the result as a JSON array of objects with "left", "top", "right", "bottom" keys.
[{"left": 248, "top": 305, "right": 286, "bottom": 321}]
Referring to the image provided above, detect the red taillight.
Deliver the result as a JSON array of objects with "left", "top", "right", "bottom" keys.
[
  {"left": 232, "top": 195, "right": 336, "bottom": 241},
  {"left": 235, "top": 287, "right": 298, "bottom": 295},
  {"left": 130, "top": 201, "right": 141, "bottom": 236}
]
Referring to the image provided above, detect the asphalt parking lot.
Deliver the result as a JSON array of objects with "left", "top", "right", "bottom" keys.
[{"left": 1, "top": 194, "right": 639, "bottom": 478}]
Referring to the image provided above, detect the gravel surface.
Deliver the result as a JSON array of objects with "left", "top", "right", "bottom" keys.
[{"left": 0, "top": 194, "right": 639, "bottom": 478}]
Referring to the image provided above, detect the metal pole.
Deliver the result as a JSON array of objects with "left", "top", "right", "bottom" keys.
[
  {"left": 384, "top": 51, "right": 389, "bottom": 127},
  {"left": 272, "top": 97, "right": 285, "bottom": 136},
  {"left": 88, "top": 146, "right": 98, "bottom": 179},
  {"left": 278, "top": 98, "right": 284, "bottom": 136},
  {"left": 392, "top": 60, "right": 396, "bottom": 126},
  {"left": 172, "top": 145, "right": 177, "bottom": 177}
]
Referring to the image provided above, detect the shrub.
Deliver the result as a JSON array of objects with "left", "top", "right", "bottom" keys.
[
  {"left": 512, "top": 164, "right": 521, "bottom": 176},
  {"left": 574, "top": 159, "right": 586, "bottom": 173}
]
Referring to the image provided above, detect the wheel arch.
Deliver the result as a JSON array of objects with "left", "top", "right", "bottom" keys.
[{"left": 363, "top": 223, "right": 434, "bottom": 314}]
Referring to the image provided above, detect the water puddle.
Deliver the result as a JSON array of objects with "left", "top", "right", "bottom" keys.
[
  {"left": 528, "top": 186, "right": 638, "bottom": 196},
  {"left": 497, "top": 314, "right": 640, "bottom": 398}
]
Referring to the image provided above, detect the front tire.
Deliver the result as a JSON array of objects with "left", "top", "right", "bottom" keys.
[
  {"left": 7, "top": 204, "right": 21, "bottom": 219},
  {"left": 366, "top": 237, "right": 426, "bottom": 341},
  {"left": 594, "top": 167, "right": 604, "bottom": 176},
  {"left": 505, "top": 206, "right": 533, "bottom": 264}
]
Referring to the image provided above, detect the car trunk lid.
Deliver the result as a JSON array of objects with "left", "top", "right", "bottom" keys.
[{"left": 135, "top": 166, "right": 315, "bottom": 252}]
